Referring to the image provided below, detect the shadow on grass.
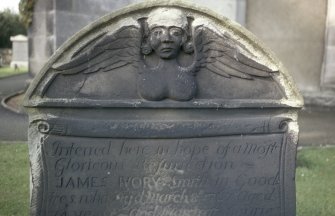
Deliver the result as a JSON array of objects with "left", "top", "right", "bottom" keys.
[
  {"left": 296, "top": 151, "right": 314, "bottom": 169},
  {"left": 0, "top": 142, "right": 29, "bottom": 216},
  {"left": 296, "top": 147, "right": 335, "bottom": 216}
]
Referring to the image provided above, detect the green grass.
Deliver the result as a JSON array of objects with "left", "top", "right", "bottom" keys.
[
  {"left": 0, "top": 142, "right": 29, "bottom": 216},
  {"left": 0, "top": 66, "right": 28, "bottom": 78},
  {"left": 296, "top": 147, "right": 335, "bottom": 216},
  {"left": 0, "top": 143, "right": 334, "bottom": 216}
]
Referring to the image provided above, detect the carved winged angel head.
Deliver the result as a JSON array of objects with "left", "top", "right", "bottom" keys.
[
  {"left": 52, "top": 7, "right": 277, "bottom": 101},
  {"left": 141, "top": 8, "right": 193, "bottom": 58}
]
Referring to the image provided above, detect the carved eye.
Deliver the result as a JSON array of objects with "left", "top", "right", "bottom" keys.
[
  {"left": 152, "top": 28, "right": 163, "bottom": 36},
  {"left": 170, "top": 28, "right": 182, "bottom": 37}
]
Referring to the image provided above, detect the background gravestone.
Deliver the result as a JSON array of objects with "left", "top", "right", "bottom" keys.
[
  {"left": 24, "top": 1, "right": 303, "bottom": 216},
  {"left": 10, "top": 35, "right": 28, "bottom": 68}
]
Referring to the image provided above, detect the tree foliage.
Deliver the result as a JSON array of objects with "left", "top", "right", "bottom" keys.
[
  {"left": 0, "top": 9, "right": 26, "bottom": 48},
  {"left": 19, "top": 0, "right": 36, "bottom": 28}
]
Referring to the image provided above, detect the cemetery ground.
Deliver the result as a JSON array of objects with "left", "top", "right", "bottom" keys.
[
  {"left": 0, "top": 66, "right": 28, "bottom": 78},
  {"left": 0, "top": 142, "right": 335, "bottom": 216},
  {"left": 0, "top": 73, "right": 28, "bottom": 141}
]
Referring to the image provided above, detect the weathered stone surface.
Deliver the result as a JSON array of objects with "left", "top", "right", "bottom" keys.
[
  {"left": 246, "top": 0, "right": 327, "bottom": 93},
  {"left": 322, "top": 0, "right": 335, "bottom": 87},
  {"left": 24, "top": 1, "right": 303, "bottom": 216}
]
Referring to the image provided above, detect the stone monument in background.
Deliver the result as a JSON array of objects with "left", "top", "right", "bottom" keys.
[
  {"left": 25, "top": 1, "right": 303, "bottom": 216},
  {"left": 10, "top": 35, "right": 28, "bottom": 68}
]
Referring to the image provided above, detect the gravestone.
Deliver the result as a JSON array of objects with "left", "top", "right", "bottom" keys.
[
  {"left": 24, "top": 1, "right": 303, "bottom": 216},
  {"left": 10, "top": 35, "right": 28, "bottom": 68}
]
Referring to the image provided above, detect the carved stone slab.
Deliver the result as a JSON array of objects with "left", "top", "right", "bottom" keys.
[{"left": 24, "top": 1, "right": 303, "bottom": 216}]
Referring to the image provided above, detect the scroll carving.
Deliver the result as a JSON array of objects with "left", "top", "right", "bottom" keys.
[
  {"left": 37, "top": 121, "right": 50, "bottom": 133},
  {"left": 34, "top": 120, "right": 67, "bottom": 135}
]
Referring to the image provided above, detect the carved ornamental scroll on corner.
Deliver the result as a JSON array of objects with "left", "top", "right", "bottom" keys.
[{"left": 24, "top": 2, "right": 303, "bottom": 216}]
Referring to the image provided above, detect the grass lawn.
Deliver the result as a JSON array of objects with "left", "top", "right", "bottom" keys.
[
  {"left": 296, "top": 147, "right": 335, "bottom": 216},
  {"left": 0, "top": 142, "right": 29, "bottom": 216},
  {"left": 0, "top": 66, "right": 28, "bottom": 78},
  {"left": 0, "top": 143, "right": 334, "bottom": 216}
]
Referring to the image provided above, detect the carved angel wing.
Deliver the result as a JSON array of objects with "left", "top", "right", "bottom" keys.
[
  {"left": 193, "top": 26, "right": 278, "bottom": 79},
  {"left": 52, "top": 26, "right": 142, "bottom": 74}
]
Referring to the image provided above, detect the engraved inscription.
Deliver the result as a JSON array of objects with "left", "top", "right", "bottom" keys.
[{"left": 42, "top": 135, "right": 283, "bottom": 216}]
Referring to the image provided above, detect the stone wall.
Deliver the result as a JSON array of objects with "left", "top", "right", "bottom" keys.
[
  {"left": 245, "top": 0, "right": 335, "bottom": 105},
  {"left": 28, "top": 0, "right": 142, "bottom": 76},
  {"left": 246, "top": 0, "right": 327, "bottom": 93},
  {"left": 28, "top": 0, "right": 54, "bottom": 76},
  {"left": 322, "top": 0, "right": 335, "bottom": 88},
  {"left": 53, "top": 0, "right": 144, "bottom": 48}
]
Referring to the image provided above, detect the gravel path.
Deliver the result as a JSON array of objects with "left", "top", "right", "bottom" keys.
[{"left": 0, "top": 74, "right": 29, "bottom": 141}]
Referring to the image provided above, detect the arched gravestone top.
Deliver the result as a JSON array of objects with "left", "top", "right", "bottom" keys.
[{"left": 24, "top": 0, "right": 303, "bottom": 109}]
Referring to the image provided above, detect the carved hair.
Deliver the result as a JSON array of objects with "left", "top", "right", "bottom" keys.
[
  {"left": 138, "top": 18, "right": 153, "bottom": 55},
  {"left": 182, "top": 16, "right": 194, "bottom": 54},
  {"left": 147, "top": 8, "right": 188, "bottom": 30}
]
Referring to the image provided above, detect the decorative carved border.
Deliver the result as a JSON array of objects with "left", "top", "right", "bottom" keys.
[
  {"left": 24, "top": 98, "right": 302, "bottom": 108},
  {"left": 28, "top": 127, "right": 48, "bottom": 216},
  {"left": 32, "top": 116, "right": 290, "bottom": 138}
]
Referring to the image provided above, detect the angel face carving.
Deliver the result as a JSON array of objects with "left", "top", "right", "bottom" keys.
[
  {"left": 138, "top": 8, "right": 197, "bottom": 101},
  {"left": 145, "top": 8, "right": 190, "bottom": 59},
  {"left": 149, "top": 26, "right": 185, "bottom": 59}
]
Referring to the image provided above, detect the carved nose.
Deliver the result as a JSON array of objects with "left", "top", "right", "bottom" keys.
[{"left": 161, "top": 31, "right": 172, "bottom": 42}]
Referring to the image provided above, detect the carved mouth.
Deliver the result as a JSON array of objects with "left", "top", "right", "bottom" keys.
[{"left": 161, "top": 48, "right": 173, "bottom": 53}]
